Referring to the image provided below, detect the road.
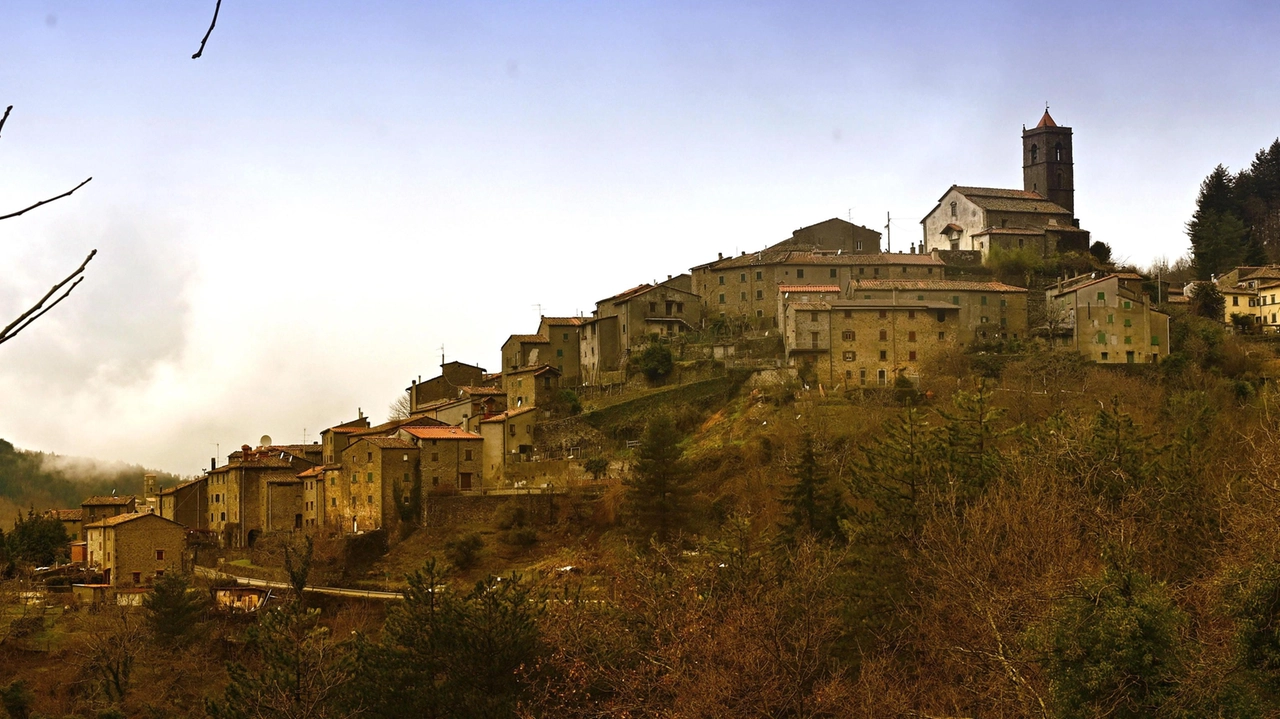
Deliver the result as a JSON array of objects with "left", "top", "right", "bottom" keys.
[{"left": 194, "top": 565, "right": 404, "bottom": 601}]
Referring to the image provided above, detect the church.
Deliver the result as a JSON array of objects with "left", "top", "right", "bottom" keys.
[{"left": 920, "top": 110, "right": 1090, "bottom": 258}]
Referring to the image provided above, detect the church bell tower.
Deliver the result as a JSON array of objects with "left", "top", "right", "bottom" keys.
[{"left": 1023, "top": 108, "right": 1074, "bottom": 214}]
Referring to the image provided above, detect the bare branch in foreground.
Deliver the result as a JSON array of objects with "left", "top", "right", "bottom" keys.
[
  {"left": 0, "top": 249, "right": 96, "bottom": 346},
  {"left": 0, "top": 105, "right": 12, "bottom": 140},
  {"left": 192, "top": 0, "right": 223, "bottom": 59},
  {"left": 0, "top": 177, "right": 93, "bottom": 222}
]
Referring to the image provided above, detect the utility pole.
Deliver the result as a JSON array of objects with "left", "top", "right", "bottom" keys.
[{"left": 885, "top": 211, "right": 891, "bottom": 253}]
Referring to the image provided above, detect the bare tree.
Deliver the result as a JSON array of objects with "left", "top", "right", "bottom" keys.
[
  {"left": 0, "top": 104, "right": 95, "bottom": 347},
  {"left": 388, "top": 392, "right": 412, "bottom": 421},
  {"left": 192, "top": 0, "right": 223, "bottom": 59}
]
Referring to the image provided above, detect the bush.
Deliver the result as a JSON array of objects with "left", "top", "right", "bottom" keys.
[
  {"left": 0, "top": 680, "right": 33, "bottom": 719},
  {"left": 443, "top": 533, "right": 483, "bottom": 570},
  {"left": 583, "top": 457, "right": 609, "bottom": 480},
  {"left": 499, "top": 527, "right": 538, "bottom": 548},
  {"left": 493, "top": 502, "right": 528, "bottom": 531},
  {"left": 554, "top": 390, "right": 582, "bottom": 416},
  {"left": 636, "top": 343, "right": 674, "bottom": 381}
]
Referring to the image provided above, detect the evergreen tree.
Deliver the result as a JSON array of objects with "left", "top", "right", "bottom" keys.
[
  {"left": 344, "top": 561, "right": 542, "bottom": 719},
  {"left": 1188, "top": 165, "right": 1252, "bottom": 278},
  {"left": 623, "top": 415, "right": 694, "bottom": 543},
  {"left": 142, "top": 573, "right": 208, "bottom": 647},
  {"left": 849, "top": 407, "right": 937, "bottom": 538},
  {"left": 1189, "top": 281, "right": 1227, "bottom": 320},
  {"left": 935, "top": 383, "right": 1006, "bottom": 496},
  {"left": 1031, "top": 568, "right": 1185, "bottom": 719},
  {"left": 777, "top": 434, "right": 846, "bottom": 544},
  {"left": 1086, "top": 399, "right": 1158, "bottom": 504},
  {"left": 5, "top": 508, "right": 67, "bottom": 566}
]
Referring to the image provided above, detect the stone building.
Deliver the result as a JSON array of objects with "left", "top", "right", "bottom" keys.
[
  {"left": 398, "top": 425, "right": 483, "bottom": 491},
  {"left": 479, "top": 406, "right": 538, "bottom": 485},
  {"left": 421, "top": 386, "right": 507, "bottom": 431},
  {"left": 538, "top": 317, "right": 584, "bottom": 384},
  {"left": 81, "top": 495, "right": 137, "bottom": 525},
  {"left": 691, "top": 249, "right": 945, "bottom": 331},
  {"left": 83, "top": 512, "right": 187, "bottom": 588},
  {"left": 44, "top": 508, "right": 83, "bottom": 541},
  {"left": 579, "top": 314, "right": 622, "bottom": 386},
  {"left": 207, "top": 444, "right": 316, "bottom": 548},
  {"left": 407, "top": 361, "right": 490, "bottom": 413},
  {"left": 764, "top": 217, "right": 882, "bottom": 254},
  {"left": 157, "top": 477, "right": 208, "bottom": 530},
  {"left": 1047, "top": 273, "right": 1170, "bottom": 363},
  {"left": 920, "top": 111, "right": 1090, "bottom": 258},
  {"left": 783, "top": 299, "right": 962, "bottom": 387},
  {"left": 594, "top": 279, "right": 703, "bottom": 349},
  {"left": 505, "top": 364, "right": 562, "bottom": 413},
  {"left": 501, "top": 334, "right": 550, "bottom": 374},
  {"left": 326, "top": 436, "right": 419, "bottom": 534},
  {"left": 846, "top": 279, "right": 1030, "bottom": 343}
]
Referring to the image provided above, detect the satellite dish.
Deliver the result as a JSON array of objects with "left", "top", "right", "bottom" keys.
[{"left": 260, "top": 434, "right": 272, "bottom": 447}]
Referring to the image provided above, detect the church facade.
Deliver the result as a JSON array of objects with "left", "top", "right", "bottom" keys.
[{"left": 920, "top": 110, "right": 1090, "bottom": 258}]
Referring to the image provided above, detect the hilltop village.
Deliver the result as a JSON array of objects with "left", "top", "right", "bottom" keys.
[{"left": 23, "top": 110, "right": 1263, "bottom": 589}]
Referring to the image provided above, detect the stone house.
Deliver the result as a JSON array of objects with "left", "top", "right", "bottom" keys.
[
  {"left": 538, "top": 316, "right": 585, "bottom": 385},
  {"left": 691, "top": 250, "right": 945, "bottom": 331},
  {"left": 44, "top": 508, "right": 83, "bottom": 541},
  {"left": 325, "top": 436, "right": 419, "bottom": 534},
  {"left": 763, "top": 217, "right": 882, "bottom": 254},
  {"left": 593, "top": 279, "right": 704, "bottom": 351},
  {"left": 157, "top": 476, "right": 208, "bottom": 530},
  {"left": 501, "top": 334, "right": 551, "bottom": 374},
  {"left": 207, "top": 444, "right": 316, "bottom": 548},
  {"left": 407, "top": 361, "right": 489, "bottom": 413},
  {"left": 846, "top": 279, "right": 1030, "bottom": 343},
  {"left": 920, "top": 111, "right": 1090, "bottom": 258},
  {"left": 83, "top": 512, "right": 187, "bottom": 588},
  {"left": 298, "top": 466, "right": 326, "bottom": 531},
  {"left": 505, "top": 364, "right": 562, "bottom": 413},
  {"left": 397, "top": 425, "right": 483, "bottom": 491},
  {"left": 479, "top": 406, "right": 538, "bottom": 485},
  {"left": 1047, "top": 273, "right": 1170, "bottom": 363},
  {"left": 423, "top": 386, "right": 507, "bottom": 431},
  {"left": 81, "top": 495, "right": 137, "bottom": 525},
  {"left": 579, "top": 314, "right": 622, "bottom": 386}
]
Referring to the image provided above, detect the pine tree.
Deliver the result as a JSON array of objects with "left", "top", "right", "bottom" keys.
[
  {"left": 623, "top": 415, "right": 694, "bottom": 543},
  {"left": 143, "top": 572, "right": 208, "bottom": 647},
  {"left": 1086, "top": 398, "right": 1157, "bottom": 504},
  {"left": 777, "top": 434, "right": 846, "bottom": 544},
  {"left": 849, "top": 407, "right": 937, "bottom": 537},
  {"left": 935, "top": 383, "right": 1006, "bottom": 497},
  {"left": 1188, "top": 164, "right": 1251, "bottom": 278}
]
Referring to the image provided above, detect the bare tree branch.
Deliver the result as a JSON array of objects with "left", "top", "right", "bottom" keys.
[
  {"left": 192, "top": 0, "right": 223, "bottom": 59},
  {"left": 0, "top": 177, "right": 93, "bottom": 222},
  {"left": 0, "top": 249, "right": 96, "bottom": 346},
  {"left": 0, "top": 105, "right": 12, "bottom": 140}
]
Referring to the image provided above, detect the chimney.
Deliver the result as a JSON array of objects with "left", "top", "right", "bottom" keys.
[
  {"left": 210, "top": 457, "right": 216, "bottom": 471},
  {"left": 718, "top": 252, "right": 723, "bottom": 260},
  {"left": 358, "top": 407, "right": 364, "bottom": 419}
]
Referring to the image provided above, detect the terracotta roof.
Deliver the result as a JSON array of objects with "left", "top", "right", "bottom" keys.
[
  {"left": 83, "top": 512, "right": 181, "bottom": 529},
  {"left": 848, "top": 279, "right": 1027, "bottom": 293},
  {"left": 327, "top": 426, "right": 369, "bottom": 435},
  {"left": 156, "top": 477, "right": 205, "bottom": 496},
  {"left": 942, "top": 223, "right": 964, "bottom": 233},
  {"left": 789, "top": 302, "right": 831, "bottom": 311},
  {"left": 1036, "top": 110, "right": 1057, "bottom": 128},
  {"left": 705, "top": 250, "right": 944, "bottom": 271},
  {"left": 506, "top": 334, "right": 549, "bottom": 344},
  {"left": 460, "top": 385, "right": 505, "bottom": 396},
  {"left": 506, "top": 364, "right": 561, "bottom": 377},
  {"left": 480, "top": 406, "right": 538, "bottom": 423},
  {"left": 350, "top": 436, "right": 417, "bottom": 450},
  {"left": 971, "top": 227, "right": 1047, "bottom": 236},
  {"left": 82, "top": 496, "right": 136, "bottom": 507},
  {"left": 47, "top": 509, "right": 83, "bottom": 521},
  {"left": 949, "top": 186, "right": 1072, "bottom": 215},
  {"left": 1049, "top": 273, "right": 1149, "bottom": 297},
  {"left": 830, "top": 299, "right": 961, "bottom": 311},
  {"left": 400, "top": 426, "right": 483, "bottom": 440},
  {"left": 297, "top": 466, "right": 324, "bottom": 478},
  {"left": 540, "top": 316, "right": 584, "bottom": 326},
  {"left": 779, "top": 285, "right": 841, "bottom": 293}
]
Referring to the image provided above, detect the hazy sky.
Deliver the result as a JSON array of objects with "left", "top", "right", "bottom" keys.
[{"left": 2, "top": 1, "right": 1279, "bottom": 475}]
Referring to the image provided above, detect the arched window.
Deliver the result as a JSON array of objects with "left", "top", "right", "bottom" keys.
[
  {"left": 1054, "top": 143, "right": 1063, "bottom": 161},
  {"left": 1030, "top": 144, "right": 1039, "bottom": 163},
  {"left": 950, "top": 201, "right": 957, "bottom": 218}
]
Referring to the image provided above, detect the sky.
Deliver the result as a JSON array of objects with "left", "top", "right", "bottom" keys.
[{"left": 2, "top": 0, "right": 1279, "bottom": 475}]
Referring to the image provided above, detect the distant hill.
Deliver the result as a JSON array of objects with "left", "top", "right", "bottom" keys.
[{"left": 0, "top": 438, "right": 181, "bottom": 527}]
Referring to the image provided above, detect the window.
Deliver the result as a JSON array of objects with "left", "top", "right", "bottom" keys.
[
  {"left": 938, "top": 331, "right": 945, "bottom": 340},
  {"left": 810, "top": 332, "right": 820, "bottom": 349},
  {"left": 557, "top": 348, "right": 563, "bottom": 357},
  {"left": 810, "top": 312, "right": 819, "bottom": 322},
  {"left": 1123, "top": 301, "right": 1132, "bottom": 310},
  {"left": 755, "top": 271, "right": 762, "bottom": 280},
  {"left": 1097, "top": 291, "right": 1106, "bottom": 301},
  {"left": 908, "top": 310, "right": 915, "bottom": 319},
  {"left": 718, "top": 294, "right": 725, "bottom": 304},
  {"left": 1000, "top": 298, "right": 1007, "bottom": 307},
  {"left": 156, "top": 549, "right": 165, "bottom": 560},
  {"left": 902, "top": 267, "right": 908, "bottom": 274},
  {"left": 908, "top": 351, "right": 917, "bottom": 361},
  {"left": 980, "top": 295, "right": 987, "bottom": 305},
  {"left": 756, "top": 290, "right": 763, "bottom": 300},
  {"left": 329, "top": 477, "right": 335, "bottom": 486},
  {"left": 221, "top": 511, "right": 227, "bottom": 521},
  {"left": 1030, "top": 144, "right": 1039, "bottom": 163},
  {"left": 740, "top": 273, "right": 746, "bottom": 283},
  {"left": 859, "top": 267, "right": 865, "bottom": 275},
  {"left": 1054, "top": 142, "right": 1063, "bottom": 161},
  {"left": 367, "top": 472, "right": 374, "bottom": 482},
  {"left": 980, "top": 316, "right": 989, "bottom": 323},
  {"left": 718, "top": 275, "right": 725, "bottom": 285},
  {"left": 368, "top": 495, "right": 374, "bottom": 504},
  {"left": 874, "top": 267, "right": 881, "bottom": 276},
  {"left": 432, "top": 476, "right": 440, "bottom": 487},
  {"left": 1096, "top": 332, "right": 1106, "bottom": 344},
  {"left": 842, "top": 330, "right": 854, "bottom": 341},
  {"left": 509, "top": 425, "right": 517, "bottom": 436},
  {"left": 950, "top": 201, "right": 957, "bottom": 218},
  {"left": 877, "top": 369, "right": 887, "bottom": 385},
  {"left": 740, "top": 292, "right": 747, "bottom": 301},
  {"left": 1107, "top": 314, "right": 1114, "bottom": 324},
  {"left": 1233, "top": 296, "right": 1239, "bottom": 306},
  {"left": 132, "top": 572, "right": 142, "bottom": 584},
  {"left": 649, "top": 301, "right": 657, "bottom": 313},
  {"left": 879, "top": 329, "right": 887, "bottom": 341},
  {"left": 797, "top": 269, "right": 805, "bottom": 279},
  {"left": 860, "top": 369, "right": 867, "bottom": 385},
  {"left": 464, "top": 449, "right": 473, "bottom": 461},
  {"left": 951, "top": 296, "right": 960, "bottom": 305},
  {"left": 1001, "top": 317, "right": 1007, "bottom": 327},
  {"left": 1101, "top": 352, "right": 1109, "bottom": 360},
  {"left": 879, "top": 350, "right": 887, "bottom": 361},
  {"left": 367, "top": 451, "right": 373, "bottom": 462},
  {"left": 829, "top": 268, "right": 837, "bottom": 278},
  {"left": 563, "top": 332, "right": 569, "bottom": 340},
  {"left": 845, "top": 370, "right": 852, "bottom": 379},
  {"left": 1124, "top": 318, "right": 1132, "bottom": 327},
  {"left": 917, "top": 294, "right": 924, "bottom": 301},
  {"left": 756, "top": 309, "right": 763, "bottom": 317},
  {"left": 1124, "top": 336, "right": 1132, "bottom": 345},
  {"left": 937, "top": 310, "right": 946, "bottom": 322},
  {"left": 843, "top": 310, "right": 852, "bottom": 318},
  {"left": 878, "top": 310, "right": 887, "bottom": 319},
  {"left": 908, "top": 331, "right": 916, "bottom": 342},
  {"left": 1152, "top": 335, "right": 1160, "bottom": 346},
  {"left": 843, "top": 351, "right": 856, "bottom": 361},
  {"left": 352, "top": 473, "right": 357, "bottom": 483},
  {"left": 155, "top": 570, "right": 165, "bottom": 577},
  {"left": 676, "top": 302, "right": 684, "bottom": 312}
]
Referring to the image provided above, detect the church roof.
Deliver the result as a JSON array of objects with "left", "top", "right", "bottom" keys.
[
  {"left": 1036, "top": 110, "right": 1057, "bottom": 128},
  {"left": 949, "top": 186, "right": 1073, "bottom": 216}
]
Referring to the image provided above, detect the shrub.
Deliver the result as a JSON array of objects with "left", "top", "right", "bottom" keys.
[
  {"left": 583, "top": 457, "right": 609, "bottom": 480},
  {"left": 443, "top": 533, "right": 483, "bottom": 570},
  {"left": 493, "top": 502, "right": 528, "bottom": 531},
  {"left": 500, "top": 527, "right": 538, "bottom": 547},
  {"left": 637, "top": 344, "right": 674, "bottom": 381}
]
